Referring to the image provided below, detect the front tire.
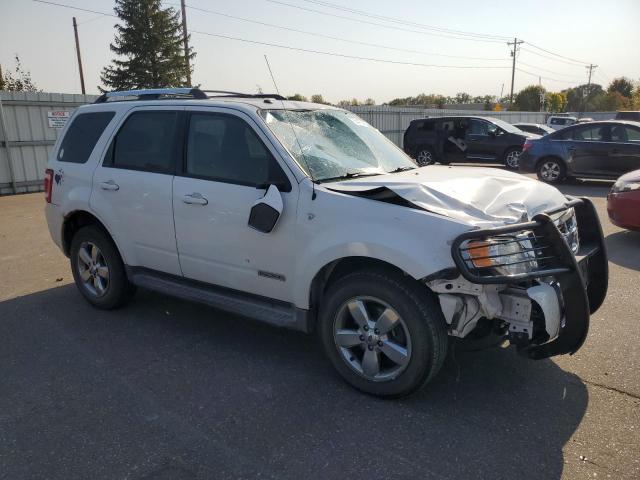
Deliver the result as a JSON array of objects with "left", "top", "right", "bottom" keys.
[
  {"left": 70, "top": 225, "right": 135, "bottom": 309},
  {"left": 319, "top": 270, "right": 448, "bottom": 398},
  {"left": 503, "top": 147, "right": 522, "bottom": 170},
  {"left": 536, "top": 157, "right": 566, "bottom": 184}
]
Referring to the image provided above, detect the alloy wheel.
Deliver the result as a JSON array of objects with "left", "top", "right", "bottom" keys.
[
  {"left": 506, "top": 150, "right": 521, "bottom": 169},
  {"left": 77, "top": 241, "right": 110, "bottom": 297},
  {"left": 540, "top": 161, "right": 561, "bottom": 181},
  {"left": 416, "top": 149, "right": 434, "bottom": 166},
  {"left": 333, "top": 296, "right": 412, "bottom": 382}
]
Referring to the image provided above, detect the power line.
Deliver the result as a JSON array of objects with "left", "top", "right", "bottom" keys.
[
  {"left": 524, "top": 42, "right": 590, "bottom": 66},
  {"left": 191, "top": 30, "right": 511, "bottom": 69},
  {"left": 33, "top": 0, "right": 115, "bottom": 18},
  {"left": 266, "top": 0, "right": 507, "bottom": 44},
  {"left": 182, "top": 4, "right": 508, "bottom": 61},
  {"left": 516, "top": 68, "right": 578, "bottom": 85},
  {"left": 298, "top": 0, "right": 511, "bottom": 41},
  {"left": 516, "top": 60, "right": 584, "bottom": 80},
  {"left": 520, "top": 47, "right": 586, "bottom": 67}
]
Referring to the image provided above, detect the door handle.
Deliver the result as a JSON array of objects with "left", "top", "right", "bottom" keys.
[
  {"left": 182, "top": 192, "right": 208, "bottom": 205},
  {"left": 99, "top": 180, "right": 119, "bottom": 191}
]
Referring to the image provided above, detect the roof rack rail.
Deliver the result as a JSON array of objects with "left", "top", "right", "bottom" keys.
[
  {"left": 94, "top": 88, "right": 208, "bottom": 103},
  {"left": 94, "top": 88, "right": 287, "bottom": 104}
]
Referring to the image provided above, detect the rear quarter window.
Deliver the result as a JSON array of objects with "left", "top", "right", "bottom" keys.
[{"left": 57, "top": 112, "right": 115, "bottom": 163}]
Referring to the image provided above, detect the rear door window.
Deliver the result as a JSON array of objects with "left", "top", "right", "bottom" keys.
[
  {"left": 571, "top": 125, "right": 609, "bottom": 142},
  {"left": 109, "top": 111, "right": 179, "bottom": 173},
  {"left": 57, "top": 112, "right": 115, "bottom": 163}
]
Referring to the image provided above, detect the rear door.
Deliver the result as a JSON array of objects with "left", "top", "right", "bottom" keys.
[
  {"left": 565, "top": 124, "right": 612, "bottom": 176},
  {"left": 90, "top": 107, "right": 183, "bottom": 275},
  {"left": 609, "top": 124, "right": 640, "bottom": 174}
]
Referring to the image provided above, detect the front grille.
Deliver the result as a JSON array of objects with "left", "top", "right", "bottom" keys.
[{"left": 552, "top": 208, "right": 579, "bottom": 254}]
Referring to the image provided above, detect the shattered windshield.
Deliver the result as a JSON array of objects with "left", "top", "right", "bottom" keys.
[{"left": 260, "top": 109, "right": 416, "bottom": 182}]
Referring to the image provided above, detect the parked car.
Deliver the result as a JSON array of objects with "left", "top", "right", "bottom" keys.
[
  {"left": 403, "top": 116, "right": 538, "bottom": 170},
  {"left": 513, "top": 123, "right": 555, "bottom": 136},
  {"left": 519, "top": 120, "right": 640, "bottom": 183},
  {"left": 615, "top": 111, "right": 640, "bottom": 122},
  {"left": 547, "top": 115, "right": 577, "bottom": 130},
  {"left": 607, "top": 169, "right": 640, "bottom": 231},
  {"left": 45, "top": 88, "right": 607, "bottom": 398},
  {"left": 576, "top": 117, "right": 594, "bottom": 124}
]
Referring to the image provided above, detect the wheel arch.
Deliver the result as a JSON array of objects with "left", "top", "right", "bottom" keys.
[
  {"left": 535, "top": 154, "right": 566, "bottom": 170},
  {"left": 62, "top": 210, "right": 125, "bottom": 261}
]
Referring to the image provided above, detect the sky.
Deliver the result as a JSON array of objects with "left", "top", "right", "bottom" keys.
[{"left": 1, "top": 0, "right": 639, "bottom": 103}]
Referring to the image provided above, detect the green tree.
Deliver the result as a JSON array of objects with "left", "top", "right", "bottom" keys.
[
  {"left": 100, "top": 0, "right": 195, "bottom": 91},
  {"left": 287, "top": 93, "right": 308, "bottom": 101},
  {"left": 513, "top": 85, "right": 546, "bottom": 111},
  {"left": 0, "top": 55, "right": 39, "bottom": 92},
  {"left": 562, "top": 84, "right": 604, "bottom": 111},
  {"left": 594, "top": 91, "right": 632, "bottom": 111},
  {"left": 364, "top": 98, "right": 375, "bottom": 106},
  {"left": 545, "top": 92, "right": 567, "bottom": 112},
  {"left": 607, "top": 77, "right": 634, "bottom": 98},
  {"left": 454, "top": 92, "right": 472, "bottom": 104},
  {"left": 310, "top": 94, "right": 327, "bottom": 104}
]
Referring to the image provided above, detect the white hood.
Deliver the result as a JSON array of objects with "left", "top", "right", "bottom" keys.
[{"left": 327, "top": 166, "right": 570, "bottom": 227}]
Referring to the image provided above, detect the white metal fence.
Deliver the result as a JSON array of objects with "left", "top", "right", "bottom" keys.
[
  {"left": 0, "top": 90, "right": 619, "bottom": 195},
  {"left": 0, "top": 91, "right": 97, "bottom": 195}
]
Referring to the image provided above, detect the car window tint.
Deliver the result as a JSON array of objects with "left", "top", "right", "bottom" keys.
[
  {"left": 572, "top": 125, "right": 608, "bottom": 142},
  {"left": 186, "top": 113, "right": 290, "bottom": 190},
  {"left": 57, "top": 112, "right": 115, "bottom": 163},
  {"left": 624, "top": 126, "right": 640, "bottom": 143},
  {"left": 550, "top": 118, "right": 565, "bottom": 125},
  {"left": 468, "top": 119, "right": 488, "bottom": 135},
  {"left": 112, "top": 111, "right": 177, "bottom": 172},
  {"left": 420, "top": 122, "right": 435, "bottom": 132}
]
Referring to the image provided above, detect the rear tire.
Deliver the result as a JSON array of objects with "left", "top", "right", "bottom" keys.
[
  {"left": 318, "top": 269, "right": 448, "bottom": 398},
  {"left": 70, "top": 225, "right": 135, "bottom": 310},
  {"left": 536, "top": 157, "right": 566, "bottom": 184},
  {"left": 503, "top": 147, "right": 522, "bottom": 170}
]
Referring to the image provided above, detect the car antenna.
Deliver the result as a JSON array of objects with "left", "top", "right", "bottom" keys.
[{"left": 264, "top": 55, "right": 316, "bottom": 200}]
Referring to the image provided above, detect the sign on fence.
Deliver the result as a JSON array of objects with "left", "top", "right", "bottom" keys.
[{"left": 47, "top": 110, "right": 70, "bottom": 129}]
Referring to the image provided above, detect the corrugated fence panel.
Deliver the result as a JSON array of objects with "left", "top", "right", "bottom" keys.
[{"left": 0, "top": 91, "right": 98, "bottom": 195}]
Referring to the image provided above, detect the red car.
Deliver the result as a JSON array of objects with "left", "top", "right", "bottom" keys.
[{"left": 607, "top": 169, "right": 640, "bottom": 231}]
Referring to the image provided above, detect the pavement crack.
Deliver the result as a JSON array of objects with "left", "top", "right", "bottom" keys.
[{"left": 582, "top": 379, "right": 640, "bottom": 400}]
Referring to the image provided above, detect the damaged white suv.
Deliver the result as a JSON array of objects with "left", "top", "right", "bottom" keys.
[{"left": 45, "top": 88, "right": 608, "bottom": 397}]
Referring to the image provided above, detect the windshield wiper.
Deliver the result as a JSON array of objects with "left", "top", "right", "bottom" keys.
[
  {"left": 318, "top": 171, "right": 383, "bottom": 183},
  {"left": 388, "top": 166, "right": 416, "bottom": 173}
]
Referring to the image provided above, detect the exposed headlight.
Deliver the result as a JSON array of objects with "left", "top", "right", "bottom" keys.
[
  {"left": 464, "top": 234, "right": 538, "bottom": 276},
  {"left": 611, "top": 180, "right": 640, "bottom": 193}
]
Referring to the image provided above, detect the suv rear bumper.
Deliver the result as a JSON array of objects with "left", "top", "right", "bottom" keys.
[
  {"left": 450, "top": 197, "right": 607, "bottom": 359},
  {"left": 45, "top": 203, "right": 64, "bottom": 252}
]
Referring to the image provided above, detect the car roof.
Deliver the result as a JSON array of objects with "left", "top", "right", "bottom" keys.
[
  {"left": 412, "top": 116, "right": 501, "bottom": 123},
  {"left": 514, "top": 122, "right": 544, "bottom": 127}
]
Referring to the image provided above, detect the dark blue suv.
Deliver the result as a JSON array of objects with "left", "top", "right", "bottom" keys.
[{"left": 519, "top": 120, "right": 640, "bottom": 183}]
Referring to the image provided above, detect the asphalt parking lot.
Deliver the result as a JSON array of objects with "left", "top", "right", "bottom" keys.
[{"left": 1, "top": 174, "right": 639, "bottom": 480}]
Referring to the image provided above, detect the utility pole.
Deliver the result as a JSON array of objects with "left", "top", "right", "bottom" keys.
[
  {"left": 582, "top": 63, "right": 597, "bottom": 114},
  {"left": 507, "top": 37, "right": 524, "bottom": 106},
  {"left": 180, "top": 0, "right": 191, "bottom": 86},
  {"left": 72, "top": 17, "right": 85, "bottom": 94}
]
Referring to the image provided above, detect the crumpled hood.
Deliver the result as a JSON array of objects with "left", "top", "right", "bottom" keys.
[{"left": 327, "top": 166, "right": 570, "bottom": 227}]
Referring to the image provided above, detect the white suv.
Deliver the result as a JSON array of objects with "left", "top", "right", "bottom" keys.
[{"left": 45, "top": 88, "right": 608, "bottom": 397}]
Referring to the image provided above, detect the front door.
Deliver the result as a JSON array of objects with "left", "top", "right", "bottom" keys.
[
  {"left": 172, "top": 109, "right": 298, "bottom": 303},
  {"left": 465, "top": 118, "right": 497, "bottom": 161},
  {"left": 90, "top": 107, "right": 182, "bottom": 275}
]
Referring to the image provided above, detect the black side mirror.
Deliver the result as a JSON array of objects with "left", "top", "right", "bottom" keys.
[{"left": 248, "top": 185, "right": 283, "bottom": 233}]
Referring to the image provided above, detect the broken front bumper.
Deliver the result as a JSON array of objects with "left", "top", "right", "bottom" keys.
[{"left": 450, "top": 197, "right": 608, "bottom": 359}]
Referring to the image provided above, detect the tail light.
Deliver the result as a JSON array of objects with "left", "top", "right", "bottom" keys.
[
  {"left": 522, "top": 139, "right": 533, "bottom": 152},
  {"left": 44, "top": 168, "right": 54, "bottom": 203}
]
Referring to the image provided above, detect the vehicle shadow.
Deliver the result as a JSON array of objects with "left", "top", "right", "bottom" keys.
[
  {"left": 606, "top": 230, "right": 640, "bottom": 270},
  {"left": 0, "top": 285, "right": 587, "bottom": 480}
]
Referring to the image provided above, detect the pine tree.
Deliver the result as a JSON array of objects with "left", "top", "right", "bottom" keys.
[{"left": 100, "top": 0, "right": 195, "bottom": 91}]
